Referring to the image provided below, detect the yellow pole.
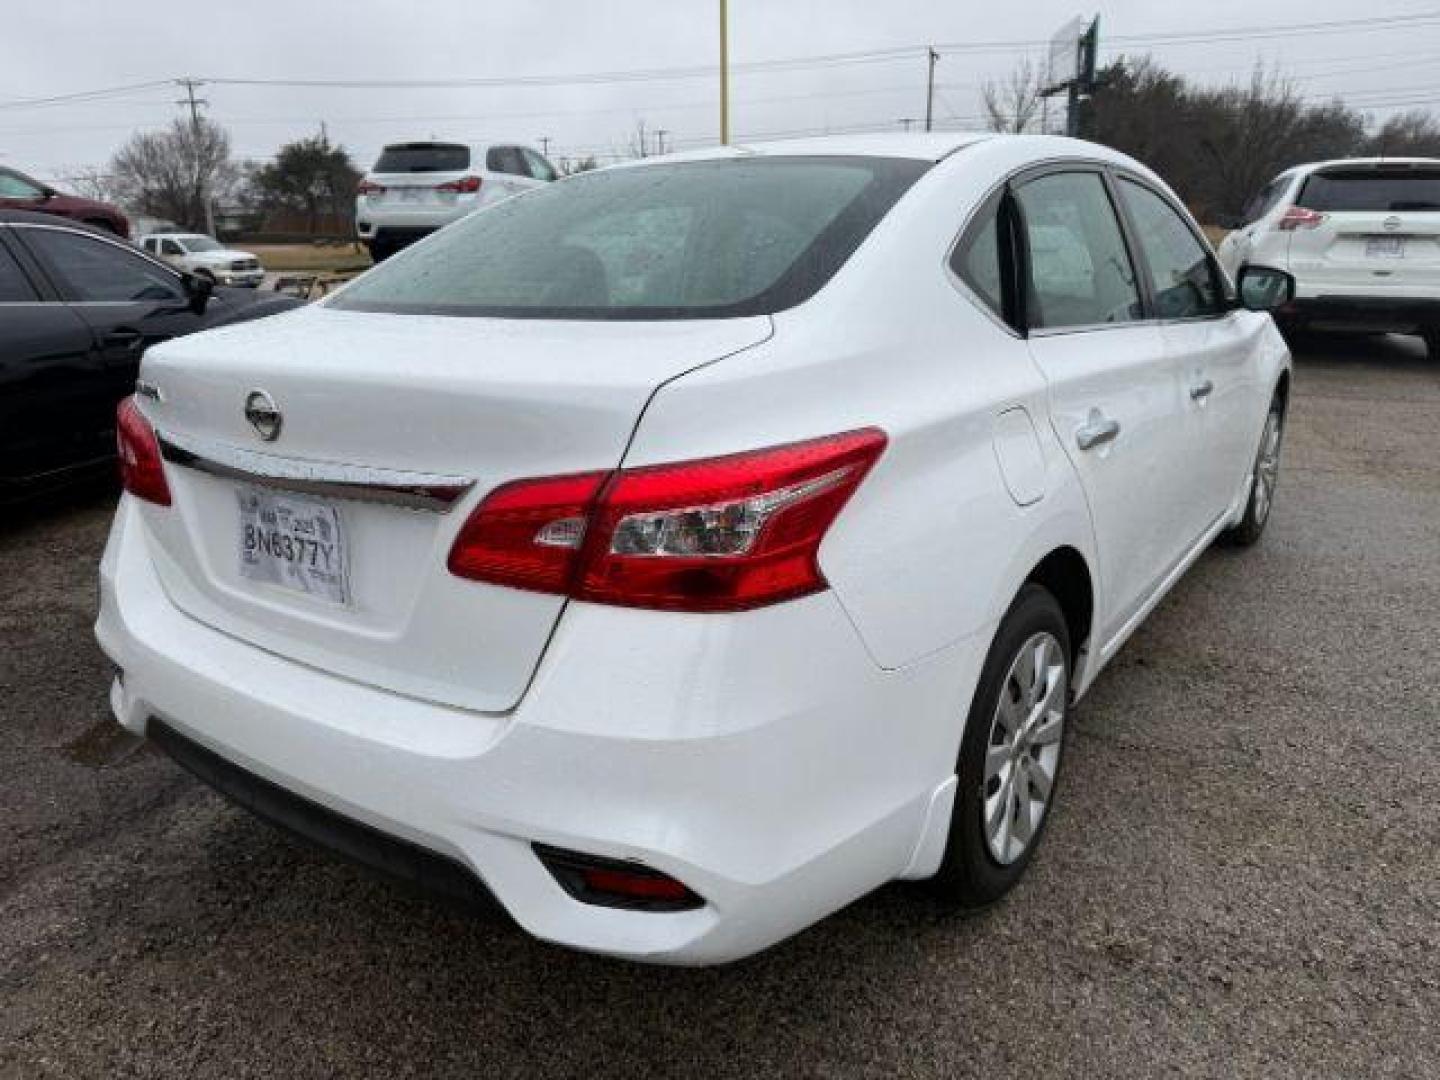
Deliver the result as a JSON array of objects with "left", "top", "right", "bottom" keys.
[{"left": 719, "top": 0, "right": 730, "bottom": 144}]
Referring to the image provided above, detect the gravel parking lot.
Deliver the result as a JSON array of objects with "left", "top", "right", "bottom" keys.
[{"left": 2, "top": 335, "right": 1437, "bottom": 1079}]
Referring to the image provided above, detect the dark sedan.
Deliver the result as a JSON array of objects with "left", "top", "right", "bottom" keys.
[{"left": 0, "top": 211, "right": 301, "bottom": 500}]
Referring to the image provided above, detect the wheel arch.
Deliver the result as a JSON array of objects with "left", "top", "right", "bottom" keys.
[{"left": 1021, "top": 546, "right": 1094, "bottom": 673}]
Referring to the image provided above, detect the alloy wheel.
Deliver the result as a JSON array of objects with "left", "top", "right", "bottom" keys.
[
  {"left": 1253, "top": 410, "right": 1283, "bottom": 525},
  {"left": 982, "top": 631, "right": 1067, "bottom": 866}
]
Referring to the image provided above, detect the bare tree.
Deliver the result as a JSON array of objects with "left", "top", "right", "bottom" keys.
[
  {"left": 56, "top": 166, "right": 119, "bottom": 203},
  {"left": 982, "top": 58, "right": 1045, "bottom": 134},
  {"left": 108, "top": 118, "right": 237, "bottom": 231},
  {"left": 1366, "top": 110, "right": 1440, "bottom": 157}
]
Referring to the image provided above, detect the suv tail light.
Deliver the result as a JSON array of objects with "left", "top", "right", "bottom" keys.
[
  {"left": 356, "top": 179, "right": 385, "bottom": 195},
  {"left": 436, "top": 175, "right": 482, "bottom": 194},
  {"left": 448, "top": 429, "right": 886, "bottom": 612},
  {"left": 1276, "top": 206, "right": 1326, "bottom": 231},
  {"left": 116, "top": 395, "right": 171, "bottom": 506}
]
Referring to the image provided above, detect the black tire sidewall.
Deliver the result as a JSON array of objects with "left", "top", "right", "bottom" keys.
[{"left": 931, "top": 584, "right": 1071, "bottom": 909}]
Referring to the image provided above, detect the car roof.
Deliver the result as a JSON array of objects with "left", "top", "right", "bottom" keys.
[
  {"left": 1291, "top": 157, "right": 1440, "bottom": 174},
  {"left": 0, "top": 209, "right": 119, "bottom": 237},
  {"left": 631, "top": 131, "right": 997, "bottom": 166}
]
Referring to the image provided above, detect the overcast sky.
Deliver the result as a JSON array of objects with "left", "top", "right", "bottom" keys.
[{"left": 3, "top": 1, "right": 1440, "bottom": 183}]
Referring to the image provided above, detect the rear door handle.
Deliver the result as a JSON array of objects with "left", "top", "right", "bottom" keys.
[
  {"left": 103, "top": 329, "right": 145, "bottom": 352},
  {"left": 1075, "top": 413, "right": 1121, "bottom": 451},
  {"left": 1190, "top": 379, "right": 1215, "bottom": 401}
]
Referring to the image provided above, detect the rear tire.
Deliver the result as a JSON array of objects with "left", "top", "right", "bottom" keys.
[
  {"left": 1219, "top": 396, "right": 1285, "bottom": 548},
  {"left": 365, "top": 239, "right": 392, "bottom": 263},
  {"left": 929, "top": 584, "right": 1071, "bottom": 910}
]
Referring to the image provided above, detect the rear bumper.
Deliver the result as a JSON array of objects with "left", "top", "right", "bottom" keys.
[
  {"left": 96, "top": 497, "right": 982, "bottom": 963},
  {"left": 1284, "top": 291, "right": 1440, "bottom": 330}
]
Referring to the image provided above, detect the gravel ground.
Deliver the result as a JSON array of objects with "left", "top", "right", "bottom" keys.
[{"left": 2, "top": 335, "right": 1437, "bottom": 1078}]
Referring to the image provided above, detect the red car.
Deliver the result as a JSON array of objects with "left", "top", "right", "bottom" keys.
[{"left": 0, "top": 165, "right": 130, "bottom": 238}]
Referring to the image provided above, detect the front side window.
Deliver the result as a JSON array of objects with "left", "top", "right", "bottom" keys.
[
  {"left": 21, "top": 229, "right": 183, "bottom": 303},
  {"left": 331, "top": 156, "right": 929, "bottom": 319},
  {"left": 0, "top": 169, "right": 43, "bottom": 199},
  {"left": 1118, "top": 178, "right": 1223, "bottom": 319},
  {"left": 0, "top": 240, "right": 39, "bottom": 301},
  {"left": 1014, "top": 171, "right": 1141, "bottom": 330}
]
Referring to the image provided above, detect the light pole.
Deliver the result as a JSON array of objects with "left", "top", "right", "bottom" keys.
[{"left": 719, "top": 0, "right": 730, "bottom": 145}]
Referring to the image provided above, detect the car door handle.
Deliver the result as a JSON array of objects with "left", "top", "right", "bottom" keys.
[
  {"left": 103, "top": 329, "right": 145, "bottom": 352},
  {"left": 1075, "top": 414, "right": 1121, "bottom": 451},
  {"left": 1190, "top": 379, "right": 1215, "bottom": 401}
]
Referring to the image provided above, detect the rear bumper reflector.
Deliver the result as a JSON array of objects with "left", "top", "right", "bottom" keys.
[{"left": 533, "top": 844, "right": 705, "bottom": 912}]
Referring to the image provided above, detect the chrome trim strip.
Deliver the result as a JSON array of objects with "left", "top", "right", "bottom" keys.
[{"left": 157, "top": 429, "right": 474, "bottom": 512}]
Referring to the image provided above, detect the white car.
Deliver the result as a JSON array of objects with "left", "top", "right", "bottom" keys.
[
  {"left": 1217, "top": 157, "right": 1440, "bottom": 355},
  {"left": 97, "top": 133, "right": 1292, "bottom": 964},
  {"left": 354, "top": 140, "right": 557, "bottom": 261},
  {"left": 139, "top": 233, "right": 265, "bottom": 288}
]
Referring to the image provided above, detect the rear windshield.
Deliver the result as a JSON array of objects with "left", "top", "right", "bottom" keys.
[
  {"left": 1298, "top": 168, "right": 1440, "bottom": 212},
  {"left": 330, "top": 156, "right": 929, "bottom": 319},
  {"left": 373, "top": 143, "right": 470, "bottom": 173}
]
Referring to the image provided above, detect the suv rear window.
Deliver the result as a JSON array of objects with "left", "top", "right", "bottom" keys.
[
  {"left": 330, "top": 156, "right": 930, "bottom": 320},
  {"left": 373, "top": 143, "right": 470, "bottom": 173},
  {"left": 1298, "top": 167, "right": 1440, "bottom": 212}
]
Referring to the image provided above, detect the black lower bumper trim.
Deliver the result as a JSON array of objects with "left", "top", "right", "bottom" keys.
[
  {"left": 149, "top": 719, "right": 493, "bottom": 908},
  {"left": 1285, "top": 296, "right": 1440, "bottom": 329}
]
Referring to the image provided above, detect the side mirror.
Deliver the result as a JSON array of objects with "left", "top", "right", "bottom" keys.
[
  {"left": 182, "top": 272, "right": 214, "bottom": 314},
  {"left": 1236, "top": 265, "right": 1295, "bottom": 313},
  {"left": 37, "top": 184, "right": 57, "bottom": 200}
]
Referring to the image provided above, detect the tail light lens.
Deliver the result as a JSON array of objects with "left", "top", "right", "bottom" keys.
[
  {"left": 356, "top": 179, "right": 385, "bottom": 195},
  {"left": 1276, "top": 206, "right": 1325, "bottom": 231},
  {"left": 447, "top": 429, "right": 886, "bottom": 612},
  {"left": 116, "top": 395, "right": 171, "bottom": 506},
  {"left": 436, "top": 175, "right": 482, "bottom": 194}
]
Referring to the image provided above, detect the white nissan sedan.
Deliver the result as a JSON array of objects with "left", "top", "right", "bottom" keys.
[{"left": 97, "top": 133, "right": 1293, "bottom": 964}]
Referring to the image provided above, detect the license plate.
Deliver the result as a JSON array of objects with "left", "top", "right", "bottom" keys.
[
  {"left": 1366, "top": 236, "right": 1405, "bottom": 258},
  {"left": 400, "top": 187, "right": 425, "bottom": 203},
  {"left": 238, "top": 488, "right": 349, "bottom": 605}
]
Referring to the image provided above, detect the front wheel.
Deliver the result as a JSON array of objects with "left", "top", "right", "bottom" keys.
[
  {"left": 929, "top": 584, "right": 1071, "bottom": 910},
  {"left": 1219, "top": 396, "right": 1285, "bottom": 547}
]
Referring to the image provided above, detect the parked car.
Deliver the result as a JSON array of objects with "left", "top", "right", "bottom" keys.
[
  {"left": 97, "top": 134, "right": 1293, "bottom": 964},
  {"left": 0, "top": 212, "right": 300, "bottom": 501},
  {"left": 1218, "top": 157, "right": 1440, "bottom": 355},
  {"left": 0, "top": 165, "right": 130, "bottom": 237},
  {"left": 354, "top": 140, "right": 558, "bottom": 261},
  {"left": 139, "top": 233, "right": 265, "bottom": 288}
]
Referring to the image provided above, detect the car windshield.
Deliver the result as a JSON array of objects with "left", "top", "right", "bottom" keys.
[
  {"left": 330, "top": 156, "right": 930, "bottom": 320},
  {"left": 1298, "top": 167, "right": 1440, "bottom": 212},
  {"left": 178, "top": 236, "right": 223, "bottom": 252}
]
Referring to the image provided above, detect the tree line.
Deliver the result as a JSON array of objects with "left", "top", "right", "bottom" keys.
[{"left": 986, "top": 56, "right": 1440, "bottom": 223}]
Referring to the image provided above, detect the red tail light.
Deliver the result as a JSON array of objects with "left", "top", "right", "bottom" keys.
[
  {"left": 356, "top": 179, "right": 385, "bottom": 195},
  {"left": 116, "top": 395, "right": 171, "bottom": 506},
  {"left": 436, "top": 175, "right": 482, "bottom": 194},
  {"left": 1276, "top": 206, "right": 1325, "bottom": 231},
  {"left": 447, "top": 429, "right": 886, "bottom": 612}
]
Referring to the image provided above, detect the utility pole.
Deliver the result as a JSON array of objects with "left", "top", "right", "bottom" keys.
[
  {"left": 719, "top": 0, "right": 730, "bottom": 145},
  {"left": 924, "top": 48, "right": 939, "bottom": 132},
  {"left": 538, "top": 135, "right": 551, "bottom": 157},
  {"left": 897, "top": 118, "right": 916, "bottom": 132},
  {"left": 175, "top": 77, "right": 215, "bottom": 236},
  {"left": 655, "top": 129, "right": 669, "bottom": 155}
]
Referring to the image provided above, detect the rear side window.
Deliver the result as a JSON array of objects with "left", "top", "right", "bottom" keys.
[
  {"left": 950, "top": 200, "right": 1006, "bottom": 322},
  {"left": 486, "top": 147, "right": 528, "bottom": 176},
  {"left": 1299, "top": 168, "right": 1440, "bottom": 212},
  {"left": 331, "top": 156, "right": 929, "bottom": 320},
  {"left": 523, "top": 149, "right": 558, "bottom": 182},
  {"left": 1242, "top": 175, "right": 1289, "bottom": 224},
  {"left": 1014, "top": 172, "right": 1142, "bottom": 330},
  {"left": 1117, "top": 178, "right": 1223, "bottom": 319},
  {"left": 374, "top": 143, "right": 470, "bottom": 173},
  {"left": 20, "top": 229, "right": 183, "bottom": 303},
  {"left": 0, "top": 240, "right": 39, "bottom": 301}
]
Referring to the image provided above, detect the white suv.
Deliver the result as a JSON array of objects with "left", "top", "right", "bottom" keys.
[
  {"left": 355, "top": 141, "right": 558, "bottom": 261},
  {"left": 1218, "top": 158, "right": 1440, "bottom": 355}
]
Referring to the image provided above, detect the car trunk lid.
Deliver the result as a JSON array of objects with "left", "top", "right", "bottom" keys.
[{"left": 136, "top": 305, "right": 772, "bottom": 713}]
